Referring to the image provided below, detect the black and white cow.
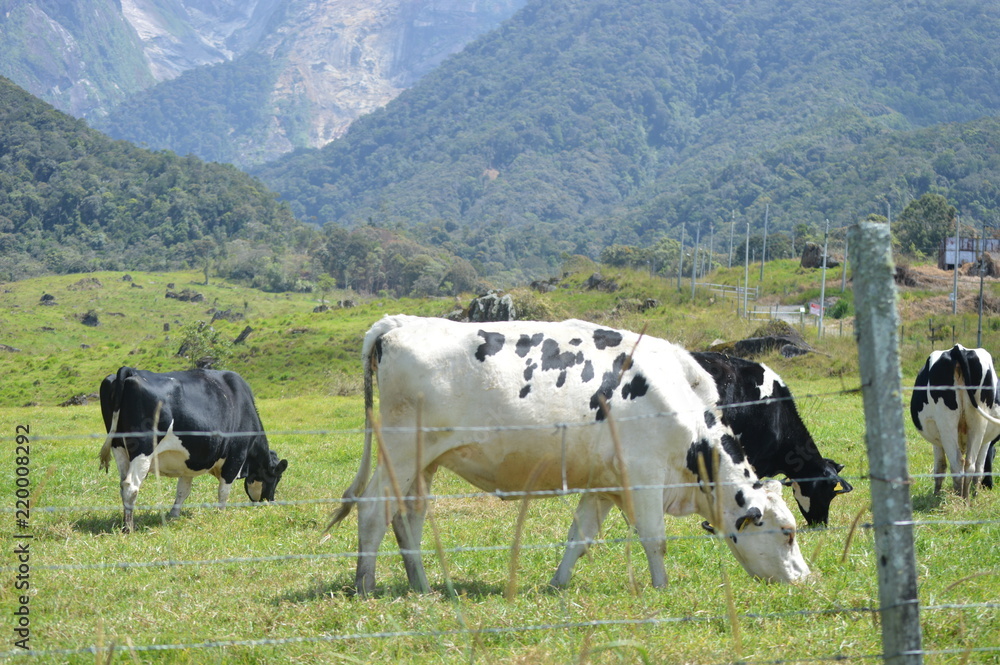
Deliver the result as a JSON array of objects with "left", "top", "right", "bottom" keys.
[
  {"left": 98, "top": 366, "right": 288, "bottom": 532},
  {"left": 328, "top": 315, "right": 809, "bottom": 596},
  {"left": 910, "top": 344, "right": 1000, "bottom": 497},
  {"left": 692, "top": 352, "right": 853, "bottom": 526}
]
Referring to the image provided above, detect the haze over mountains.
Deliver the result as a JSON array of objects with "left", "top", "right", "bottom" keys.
[
  {"left": 0, "top": 0, "right": 527, "bottom": 166},
  {"left": 2, "top": 0, "right": 1000, "bottom": 282}
]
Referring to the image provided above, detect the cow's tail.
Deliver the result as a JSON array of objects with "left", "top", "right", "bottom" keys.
[
  {"left": 325, "top": 315, "right": 410, "bottom": 531},
  {"left": 98, "top": 367, "right": 136, "bottom": 472},
  {"left": 98, "top": 411, "right": 118, "bottom": 472},
  {"left": 952, "top": 345, "right": 982, "bottom": 410}
]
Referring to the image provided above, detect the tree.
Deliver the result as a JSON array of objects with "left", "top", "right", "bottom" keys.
[{"left": 892, "top": 193, "right": 956, "bottom": 256}]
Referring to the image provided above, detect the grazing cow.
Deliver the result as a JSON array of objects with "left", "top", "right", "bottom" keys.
[
  {"left": 692, "top": 352, "right": 853, "bottom": 526},
  {"left": 328, "top": 315, "right": 809, "bottom": 596},
  {"left": 910, "top": 344, "right": 1000, "bottom": 497},
  {"left": 98, "top": 367, "right": 288, "bottom": 532}
]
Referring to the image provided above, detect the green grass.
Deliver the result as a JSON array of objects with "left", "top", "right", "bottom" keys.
[
  {"left": 2, "top": 383, "right": 999, "bottom": 663},
  {"left": 3, "top": 264, "right": 1000, "bottom": 662}
]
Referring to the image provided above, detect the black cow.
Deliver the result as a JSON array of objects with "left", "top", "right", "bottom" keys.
[
  {"left": 692, "top": 352, "right": 852, "bottom": 526},
  {"left": 98, "top": 367, "right": 287, "bottom": 532},
  {"left": 910, "top": 344, "right": 1000, "bottom": 497}
]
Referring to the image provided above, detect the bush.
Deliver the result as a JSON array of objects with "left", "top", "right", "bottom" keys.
[{"left": 176, "top": 321, "right": 233, "bottom": 369}]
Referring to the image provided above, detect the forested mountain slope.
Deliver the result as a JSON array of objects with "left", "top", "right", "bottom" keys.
[
  {"left": 0, "top": 77, "right": 304, "bottom": 280},
  {"left": 254, "top": 0, "right": 1000, "bottom": 277},
  {"left": 0, "top": 0, "right": 154, "bottom": 118}
]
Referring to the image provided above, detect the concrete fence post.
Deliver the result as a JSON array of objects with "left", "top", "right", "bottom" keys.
[{"left": 849, "top": 221, "right": 923, "bottom": 665}]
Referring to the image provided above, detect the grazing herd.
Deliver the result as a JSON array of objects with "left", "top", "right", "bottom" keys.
[{"left": 95, "top": 315, "right": 995, "bottom": 595}]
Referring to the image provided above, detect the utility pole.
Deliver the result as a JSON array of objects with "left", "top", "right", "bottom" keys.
[
  {"left": 708, "top": 224, "right": 714, "bottom": 276},
  {"left": 818, "top": 218, "right": 830, "bottom": 337},
  {"left": 728, "top": 210, "right": 736, "bottom": 268},
  {"left": 743, "top": 221, "right": 750, "bottom": 318},
  {"left": 691, "top": 224, "right": 701, "bottom": 299},
  {"left": 677, "top": 224, "right": 685, "bottom": 292},
  {"left": 952, "top": 215, "right": 960, "bottom": 315},
  {"left": 759, "top": 202, "right": 769, "bottom": 282},
  {"left": 978, "top": 220, "right": 987, "bottom": 347}
]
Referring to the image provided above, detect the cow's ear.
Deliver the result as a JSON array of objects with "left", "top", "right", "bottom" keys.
[
  {"left": 701, "top": 521, "right": 716, "bottom": 534},
  {"left": 276, "top": 459, "right": 288, "bottom": 474},
  {"left": 834, "top": 478, "right": 853, "bottom": 494},
  {"left": 735, "top": 507, "right": 764, "bottom": 532}
]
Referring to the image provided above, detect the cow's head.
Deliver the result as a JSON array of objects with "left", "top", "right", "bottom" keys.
[
  {"left": 245, "top": 449, "right": 288, "bottom": 502},
  {"left": 790, "top": 458, "right": 853, "bottom": 526},
  {"left": 702, "top": 480, "right": 811, "bottom": 583}
]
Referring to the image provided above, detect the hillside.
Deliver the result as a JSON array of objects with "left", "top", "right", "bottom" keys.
[
  {"left": 92, "top": 0, "right": 529, "bottom": 166},
  {"left": 0, "top": 0, "right": 155, "bottom": 117},
  {"left": 3, "top": 255, "right": 999, "bottom": 408},
  {"left": 253, "top": 0, "right": 1000, "bottom": 279},
  {"left": 0, "top": 77, "right": 304, "bottom": 280}
]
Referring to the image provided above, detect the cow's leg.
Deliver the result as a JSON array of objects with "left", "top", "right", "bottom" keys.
[
  {"left": 355, "top": 465, "right": 395, "bottom": 598},
  {"left": 391, "top": 468, "right": 436, "bottom": 593},
  {"left": 984, "top": 440, "right": 997, "bottom": 490},
  {"left": 630, "top": 489, "right": 669, "bottom": 588},
  {"left": 967, "top": 418, "right": 991, "bottom": 495},
  {"left": 549, "top": 493, "right": 614, "bottom": 588},
  {"left": 168, "top": 477, "right": 194, "bottom": 518},
  {"left": 119, "top": 451, "right": 151, "bottom": 533},
  {"left": 931, "top": 441, "right": 948, "bottom": 495},
  {"left": 217, "top": 479, "right": 233, "bottom": 509}
]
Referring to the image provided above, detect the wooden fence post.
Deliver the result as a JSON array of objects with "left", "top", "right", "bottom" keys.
[{"left": 849, "top": 221, "right": 923, "bottom": 664}]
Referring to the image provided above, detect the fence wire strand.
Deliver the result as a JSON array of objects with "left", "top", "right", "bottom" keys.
[{"left": 8, "top": 381, "right": 1000, "bottom": 660}]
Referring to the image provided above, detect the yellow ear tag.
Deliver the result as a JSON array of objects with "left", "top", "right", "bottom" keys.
[{"left": 834, "top": 482, "right": 844, "bottom": 492}]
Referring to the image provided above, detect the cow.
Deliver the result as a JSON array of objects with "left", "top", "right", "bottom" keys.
[
  {"left": 98, "top": 366, "right": 288, "bottom": 532},
  {"left": 692, "top": 352, "right": 853, "bottom": 526},
  {"left": 910, "top": 344, "right": 1000, "bottom": 498},
  {"left": 328, "top": 315, "right": 810, "bottom": 597}
]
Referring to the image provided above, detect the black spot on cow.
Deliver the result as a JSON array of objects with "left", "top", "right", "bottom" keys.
[
  {"left": 589, "top": 353, "right": 628, "bottom": 420},
  {"left": 735, "top": 489, "right": 746, "bottom": 507},
  {"left": 516, "top": 333, "right": 544, "bottom": 358},
  {"left": 581, "top": 360, "right": 595, "bottom": 383},
  {"left": 720, "top": 432, "right": 746, "bottom": 464},
  {"left": 752, "top": 481, "right": 763, "bottom": 490},
  {"left": 524, "top": 359, "right": 538, "bottom": 381},
  {"left": 540, "top": 338, "right": 582, "bottom": 372},
  {"left": 593, "top": 329, "right": 623, "bottom": 350},
  {"left": 475, "top": 330, "right": 505, "bottom": 362},
  {"left": 685, "top": 438, "right": 715, "bottom": 483},
  {"left": 557, "top": 370, "right": 567, "bottom": 388},
  {"left": 704, "top": 410, "right": 716, "bottom": 428},
  {"left": 519, "top": 384, "right": 531, "bottom": 399},
  {"left": 569, "top": 338, "right": 583, "bottom": 346},
  {"left": 621, "top": 372, "right": 649, "bottom": 400}
]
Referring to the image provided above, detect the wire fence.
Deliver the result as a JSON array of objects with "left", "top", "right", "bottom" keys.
[
  {"left": 6, "top": 379, "right": 1000, "bottom": 662},
  {"left": 5, "top": 225, "right": 998, "bottom": 662}
]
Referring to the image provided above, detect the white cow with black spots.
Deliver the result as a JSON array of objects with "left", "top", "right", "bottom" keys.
[
  {"left": 911, "top": 344, "right": 1000, "bottom": 497},
  {"left": 328, "top": 315, "right": 810, "bottom": 596}
]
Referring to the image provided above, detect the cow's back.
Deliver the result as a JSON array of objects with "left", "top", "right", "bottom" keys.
[{"left": 370, "top": 316, "right": 718, "bottom": 495}]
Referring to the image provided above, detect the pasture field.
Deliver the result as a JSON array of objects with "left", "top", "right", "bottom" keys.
[
  {"left": 3, "top": 262, "right": 1000, "bottom": 662},
  {"left": 2, "top": 377, "right": 999, "bottom": 664}
]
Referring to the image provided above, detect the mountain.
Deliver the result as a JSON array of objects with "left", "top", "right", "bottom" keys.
[
  {"left": 252, "top": 0, "right": 1000, "bottom": 279},
  {"left": 0, "top": 0, "right": 155, "bottom": 118},
  {"left": 0, "top": 77, "right": 303, "bottom": 280},
  {"left": 98, "top": 0, "right": 528, "bottom": 166},
  {"left": 1, "top": 1, "right": 527, "bottom": 166}
]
